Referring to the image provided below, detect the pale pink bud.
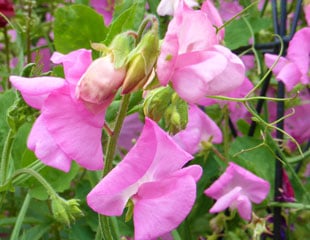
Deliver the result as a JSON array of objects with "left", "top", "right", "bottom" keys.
[{"left": 76, "top": 55, "right": 126, "bottom": 109}]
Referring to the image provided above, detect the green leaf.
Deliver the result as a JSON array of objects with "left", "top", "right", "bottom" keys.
[
  {"left": 20, "top": 224, "right": 51, "bottom": 240},
  {"left": 54, "top": 4, "right": 107, "bottom": 53},
  {"left": 104, "top": 0, "right": 146, "bottom": 45}
]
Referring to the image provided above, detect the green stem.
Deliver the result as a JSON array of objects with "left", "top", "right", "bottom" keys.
[
  {"left": 0, "top": 129, "right": 15, "bottom": 185},
  {"left": 287, "top": 148, "right": 310, "bottom": 163},
  {"left": 98, "top": 94, "right": 131, "bottom": 240},
  {"left": 26, "top": 1, "right": 33, "bottom": 64},
  {"left": 12, "top": 168, "right": 57, "bottom": 197},
  {"left": 223, "top": 105, "right": 230, "bottom": 159},
  {"left": 10, "top": 193, "right": 31, "bottom": 240},
  {"left": 103, "top": 93, "right": 131, "bottom": 177}
]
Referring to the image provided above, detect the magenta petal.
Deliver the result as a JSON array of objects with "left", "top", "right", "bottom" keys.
[
  {"left": 42, "top": 92, "right": 104, "bottom": 171},
  {"left": 51, "top": 49, "right": 92, "bottom": 88},
  {"left": 236, "top": 195, "right": 252, "bottom": 221},
  {"left": 87, "top": 119, "right": 159, "bottom": 215},
  {"left": 133, "top": 175, "right": 197, "bottom": 240},
  {"left": 287, "top": 27, "right": 310, "bottom": 84},
  {"left": 28, "top": 115, "right": 71, "bottom": 172},
  {"left": 9, "top": 76, "right": 65, "bottom": 109},
  {"left": 208, "top": 186, "right": 242, "bottom": 213}
]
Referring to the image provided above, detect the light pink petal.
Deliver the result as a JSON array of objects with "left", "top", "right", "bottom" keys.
[
  {"left": 133, "top": 175, "right": 197, "bottom": 240},
  {"left": 201, "top": 0, "right": 225, "bottom": 41},
  {"left": 208, "top": 186, "right": 242, "bottom": 213},
  {"left": 27, "top": 115, "right": 72, "bottom": 172},
  {"left": 177, "top": 3, "right": 218, "bottom": 53},
  {"left": 51, "top": 49, "right": 93, "bottom": 89},
  {"left": 87, "top": 118, "right": 159, "bottom": 215},
  {"left": 287, "top": 27, "right": 310, "bottom": 84},
  {"left": 225, "top": 162, "right": 270, "bottom": 203},
  {"left": 173, "top": 105, "right": 222, "bottom": 154},
  {"left": 173, "top": 51, "right": 227, "bottom": 103},
  {"left": 157, "top": 34, "right": 179, "bottom": 86},
  {"left": 217, "top": 0, "right": 243, "bottom": 21},
  {"left": 206, "top": 45, "right": 245, "bottom": 95},
  {"left": 9, "top": 76, "right": 65, "bottom": 109},
  {"left": 235, "top": 195, "right": 252, "bottom": 221},
  {"left": 264, "top": 53, "right": 301, "bottom": 91},
  {"left": 42, "top": 92, "right": 104, "bottom": 171}
]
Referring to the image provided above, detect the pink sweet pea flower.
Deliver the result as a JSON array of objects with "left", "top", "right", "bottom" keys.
[
  {"left": 9, "top": 49, "right": 109, "bottom": 172},
  {"left": 90, "top": 0, "right": 114, "bottom": 26},
  {"left": 264, "top": 27, "right": 310, "bottom": 91},
  {"left": 173, "top": 105, "right": 222, "bottom": 155},
  {"left": 87, "top": 118, "right": 202, "bottom": 239},
  {"left": 157, "top": 2, "right": 245, "bottom": 104},
  {"left": 204, "top": 162, "right": 270, "bottom": 221},
  {"left": 217, "top": 0, "right": 243, "bottom": 21},
  {"left": 157, "top": 0, "right": 198, "bottom": 16}
]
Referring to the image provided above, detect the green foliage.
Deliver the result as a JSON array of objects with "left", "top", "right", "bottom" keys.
[{"left": 54, "top": 4, "right": 107, "bottom": 53}]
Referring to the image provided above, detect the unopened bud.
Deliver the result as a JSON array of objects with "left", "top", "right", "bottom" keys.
[
  {"left": 122, "top": 27, "right": 159, "bottom": 94},
  {"left": 51, "top": 195, "right": 83, "bottom": 226},
  {"left": 143, "top": 86, "right": 173, "bottom": 121},
  {"left": 76, "top": 55, "right": 126, "bottom": 113}
]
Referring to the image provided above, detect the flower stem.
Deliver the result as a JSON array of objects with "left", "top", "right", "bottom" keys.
[
  {"left": 0, "top": 129, "right": 15, "bottom": 185},
  {"left": 3, "top": 25, "right": 11, "bottom": 89},
  {"left": 97, "top": 93, "right": 131, "bottom": 240},
  {"left": 103, "top": 93, "right": 131, "bottom": 177}
]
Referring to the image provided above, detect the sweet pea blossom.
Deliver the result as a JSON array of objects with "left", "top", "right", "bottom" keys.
[
  {"left": 157, "top": 0, "right": 198, "bottom": 16},
  {"left": 264, "top": 27, "right": 310, "bottom": 91},
  {"left": 9, "top": 49, "right": 112, "bottom": 172},
  {"left": 156, "top": 1, "right": 245, "bottom": 104},
  {"left": 204, "top": 162, "right": 270, "bottom": 221},
  {"left": 173, "top": 105, "right": 222, "bottom": 155},
  {"left": 87, "top": 118, "right": 202, "bottom": 240},
  {"left": 90, "top": 0, "right": 114, "bottom": 26}
]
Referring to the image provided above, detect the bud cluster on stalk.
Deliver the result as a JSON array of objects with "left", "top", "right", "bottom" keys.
[{"left": 75, "top": 18, "right": 160, "bottom": 112}]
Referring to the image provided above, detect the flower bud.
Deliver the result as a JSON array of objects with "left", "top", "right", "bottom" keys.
[
  {"left": 76, "top": 55, "right": 126, "bottom": 113},
  {"left": 51, "top": 195, "right": 83, "bottom": 226},
  {"left": 122, "top": 26, "right": 159, "bottom": 94}
]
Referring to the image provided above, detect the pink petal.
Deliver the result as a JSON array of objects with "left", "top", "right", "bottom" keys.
[
  {"left": 173, "top": 105, "right": 222, "bottom": 154},
  {"left": 28, "top": 115, "right": 72, "bottom": 172},
  {"left": 287, "top": 27, "right": 310, "bottom": 84},
  {"left": 51, "top": 49, "right": 93, "bottom": 89},
  {"left": 133, "top": 175, "right": 197, "bottom": 240},
  {"left": 87, "top": 118, "right": 193, "bottom": 216},
  {"left": 264, "top": 53, "right": 301, "bottom": 91},
  {"left": 201, "top": 0, "right": 225, "bottom": 41},
  {"left": 236, "top": 195, "right": 252, "bottom": 221},
  {"left": 90, "top": 0, "right": 114, "bottom": 26},
  {"left": 42, "top": 92, "right": 104, "bottom": 171},
  {"left": 9, "top": 76, "right": 65, "bottom": 109},
  {"left": 208, "top": 186, "right": 242, "bottom": 213}
]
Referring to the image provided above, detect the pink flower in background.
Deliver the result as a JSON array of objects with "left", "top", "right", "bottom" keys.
[
  {"left": 117, "top": 113, "right": 143, "bottom": 154},
  {"left": 157, "top": 2, "right": 245, "bottom": 104},
  {"left": 90, "top": 0, "right": 114, "bottom": 26},
  {"left": 10, "top": 49, "right": 108, "bottom": 172},
  {"left": 304, "top": 2, "right": 310, "bottom": 26},
  {"left": 173, "top": 105, "right": 222, "bottom": 155},
  {"left": 265, "top": 27, "right": 310, "bottom": 91},
  {"left": 217, "top": 0, "right": 243, "bottom": 21},
  {"left": 87, "top": 118, "right": 202, "bottom": 240},
  {"left": 31, "top": 38, "right": 52, "bottom": 72},
  {"left": 157, "top": 0, "right": 198, "bottom": 16},
  {"left": 204, "top": 162, "right": 270, "bottom": 221}
]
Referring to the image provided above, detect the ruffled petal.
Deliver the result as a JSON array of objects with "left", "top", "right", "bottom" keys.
[
  {"left": 42, "top": 92, "right": 104, "bottom": 171},
  {"left": 27, "top": 115, "right": 72, "bottom": 172},
  {"left": 208, "top": 186, "right": 242, "bottom": 213},
  {"left": 133, "top": 175, "right": 197, "bottom": 240},
  {"left": 9, "top": 76, "right": 65, "bottom": 109},
  {"left": 51, "top": 49, "right": 93, "bottom": 89},
  {"left": 236, "top": 195, "right": 252, "bottom": 221}
]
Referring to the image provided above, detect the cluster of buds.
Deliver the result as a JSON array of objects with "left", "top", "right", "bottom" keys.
[{"left": 76, "top": 18, "right": 159, "bottom": 111}]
